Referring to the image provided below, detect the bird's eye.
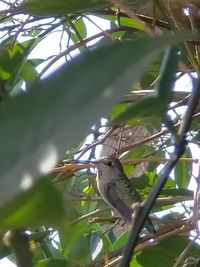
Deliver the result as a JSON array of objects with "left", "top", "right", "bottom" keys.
[{"left": 103, "top": 159, "right": 112, "bottom": 166}]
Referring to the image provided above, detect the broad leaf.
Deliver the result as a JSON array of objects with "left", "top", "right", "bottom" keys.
[
  {"left": 34, "top": 259, "right": 70, "bottom": 267},
  {"left": 132, "top": 236, "right": 200, "bottom": 267},
  {"left": 113, "top": 46, "right": 179, "bottom": 124},
  {"left": 0, "top": 34, "right": 188, "bottom": 203},
  {"left": 0, "top": 179, "right": 67, "bottom": 230},
  {"left": 20, "top": 0, "right": 110, "bottom": 16}
]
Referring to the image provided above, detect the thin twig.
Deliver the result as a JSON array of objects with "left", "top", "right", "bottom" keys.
[
  {"left": 11, "top": 15, "right": 31, "bottom": 49},
  {"left": 70, "top": 196, "right": 103, "bottom": 201},
  {"left": 51, "top": 156, "right": 198, "bottom": 182},
  {"left": 118, "top": 112, "right": 200, "bottom": 155},
  {"left": 106, "top": 224, "right": 192, "bottom": 267},
  {"left": 122, "top": 157, "right": 198, "bottom": 164},
  {"left": 70, "top": 195, "right": 194, "bottom": 207},
  {"left": 83, "top": 15, "right": 115, "bottom": 41},
  {"left": 71, "top": 208, "right": 110, "bottom": 224},
  {"left": 109, "top": 0, "right": 154, "bottom": 36},
  {"left": 76, "top": 127, "right": 116, "bottom": 160},
  {"left": 37, "top": 26, "right": 136, "bottom": 79},
  {"left": 155, "top": 196, "right": 193, "bottom": 206},
  {"left": 94, "top": 9, "right": 170, "bottom": 29}
]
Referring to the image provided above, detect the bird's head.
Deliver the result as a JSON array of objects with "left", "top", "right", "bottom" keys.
[{"left": 95, "top": 155, "right": 124, "bottom": 183}]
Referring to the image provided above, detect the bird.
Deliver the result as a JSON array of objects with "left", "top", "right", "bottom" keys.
[{"left": 95, "top": 155, "right": 156, "bottom": 234}]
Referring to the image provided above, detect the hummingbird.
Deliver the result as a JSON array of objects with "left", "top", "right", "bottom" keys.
[{"left": 95, "top": 155, "right": 156, "bottom": 234}]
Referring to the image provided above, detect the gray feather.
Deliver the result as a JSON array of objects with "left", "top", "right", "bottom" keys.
[{"left": 96, "top": 155, "right": 156, "bottom": 234}]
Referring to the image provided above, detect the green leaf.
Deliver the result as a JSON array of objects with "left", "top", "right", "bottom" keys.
[
  {"left": 156, "top": 47, "right": 179, "bottom": 103},
  {"left": 29, "top": 230, "right": 50, "bottom": 242},
  {"left": 160, "top": 188, "right": 193, "bottom": 196},
  {"left": 130, "top": 175, "right": 149, "bottom": 190},
  {"left": 120, "top": 16, "right": 144, "bottom": 31},
  {"left": 66, "top": 234, "right": 92, "bottom": 264},
  {"left": 0, "top": 34, "right": 188, "bottom": 203},
  {"left": 132, "top": 236, "right": 200, "bottom": 267},
  {"left": 0, "top": 179, "right": 67, "bottom": 229},
  {"left": 113, "top": 46, "right": 179, "bottom": 125},
  {"left": 20, "top": 60, "right": 38, "bottom": 83},
  {"left": 59, "top": 221, "right": 90, "bottom": 252},
  {"left": 74, "top": 18, "right": 87, "bottom": 39},
  {"left": 112, "top": 230, "right": 130, "bottom": 251},
  {"left": 33, "top": 259, "right": 70, "bottom": 267},
  {"left": 174, "top": 149, "right": 193, "bottom": 188},
  {"left": 110, "top": 103, "right": 129, "bottom": 121},
  {"left": 0, "top": 38, "right": 39, "bottom": 81},
  {"left": 112, "top": 96, "right": 163, "bottom": 124},
  {"left": 122, "top": 145, "right": 155, "bottom": 177},
  {"left": 89, "top": 231, "right": 103, "bottom": 260},
  {"left": 92, "top": 225, "right": 112, "bottom": 253},
  {"left": 147, "top": 172, "right": 177, "bottom": 189},
  {"left": 0, "top": 43, "right": 24, "bottom": 80},
  {"left": 60, "top": 223, "right": 108, "bottom": 264},
  {"left": 140, "top": 59, "right": 160, "bottom": 90},
  {"left": 140, "top": 72, "right": 157, "bottom": 90},
  {"left": 20, "top": 0, "right": 110, "bottom": 16},
  {"left": 146, "top": 149, "right": 165, "bottom": 172}
]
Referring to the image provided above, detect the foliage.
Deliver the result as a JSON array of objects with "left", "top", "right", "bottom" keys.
[{"left": 0, "top": 0, "right": 200, "bottom": 266}]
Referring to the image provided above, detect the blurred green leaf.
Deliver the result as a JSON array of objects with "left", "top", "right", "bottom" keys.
[
  {"left": 0, "top": 241, "right": 11, "bottom": 259},
  {"left": 34, "top": 259, "right": 70, "bottom": 267},
  {"left": 0, "top": 179, "right": 67, "bottom": 229},
  {"left": 110, "top": 103, "right": 129, "bottom": 121},
  {"left": 59, "top": 221, "right": 90, "bottom": 252},
  {"left": 156, "top": 47, "right": 178, "bottom": 103},
  {"left": 140, "top": 72, "right": 156, "bottom": 90},
  {"left": 130, "top": 175, "right": 149, "bottom": 190},
  {"left": 140, "top": 59, "right": 160, "bottom": 89},
  {"left": 0, "top": 35, "right": 182, "bottom": 203},
  {"left": 112, "top": 95, "right": 163, "bottom": 124},
  {"left": 122, "top": 145, "right": 155, "bottom": 177},
  {"left": 132, "top": 236, "right": 200, "bottom": 267},
  {"left": 30, "top": 230, "right": 50, "bottom": 242},
  {"left": 20, "top": 0, "right": 110, "bottom": 16},
  {"left": 113, "top": 46, "right": 179, "bottom": 124},
  {"left": 66, "top": 234, "right": 92, "bottom": 264}
]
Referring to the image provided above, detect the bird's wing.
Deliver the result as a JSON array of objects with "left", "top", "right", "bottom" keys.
[
  {"left": 105, "top": 181, "right": 132, "bottom": 222},
  {"left": 129, "top": 182, "right": 142, "bottom": 202}
]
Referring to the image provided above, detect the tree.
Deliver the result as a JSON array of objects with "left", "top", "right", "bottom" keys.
[{"left": 0, "top": 0, "right": 200, "bottom": 266}]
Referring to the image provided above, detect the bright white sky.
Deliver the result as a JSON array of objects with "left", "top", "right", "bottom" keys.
[{"left": 28, "top": 16, "right": 110, "bottom": 77}]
